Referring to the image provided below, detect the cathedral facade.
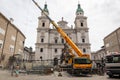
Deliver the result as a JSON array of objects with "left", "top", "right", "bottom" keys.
[{"left": 35, "top": 3, "right": 91, "bottom": 60}]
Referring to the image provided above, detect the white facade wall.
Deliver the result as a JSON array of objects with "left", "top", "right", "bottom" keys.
[{"left": 35, "top": 4, "right": 91, "bottom": 60}]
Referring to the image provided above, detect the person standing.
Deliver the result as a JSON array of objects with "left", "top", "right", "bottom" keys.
[
  {"left": 15, "top": 65, "right": 19, "bottom": 77},
  {"left": 11, "top": 65, "right": 15, "bottom": 76}
]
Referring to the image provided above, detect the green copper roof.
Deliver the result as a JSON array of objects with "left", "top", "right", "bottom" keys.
[
  {"left": 76, "top": 4, "right": 84, "bottom": 13},
  {"left": 43, "top": 3, "right": 49, "bottom": 14}
]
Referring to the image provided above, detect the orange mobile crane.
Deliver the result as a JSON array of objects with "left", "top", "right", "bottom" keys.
[
  {"left": 61, "top": 43, "right": 91, "bottom": 74},
  {"left": 32, "top": 0, "right": 92, "bottom": 75}
]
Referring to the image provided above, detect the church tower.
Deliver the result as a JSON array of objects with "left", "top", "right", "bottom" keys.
[
  {"left": 74, "top": 3, "right": 91, "bottom": 55},
  {"left": 35, "top": 3, "right": 50, "bottom": 60}
]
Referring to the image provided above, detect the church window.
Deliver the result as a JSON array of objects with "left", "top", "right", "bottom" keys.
[
  {"left": 42, "top": 22, "right": 45, "bottom": 27},
  {"left": 81, "top": 22, "right": 83, "bottom": 27},
  {"left": 41, "top": 38, "right": 44, "bottom": 43},
  {"left": 83, "top": 48, "right": 86, "bottom": 53},
  {"left": 55, "top": 48, "right": 57, "bottom": 53},
  {"left": 82, "top": 38, "right": 85, "bottom": 43},
  {"left": 55, "top": 39, "right": 58, "bottom": 43},
  {"left": 61, "top": 39, "right": 64, "bottom": 43},
  {"left": 40, "top": 48, "right": 43, "bottom": 52}
]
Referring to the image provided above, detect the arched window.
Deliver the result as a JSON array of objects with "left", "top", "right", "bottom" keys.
[
  {"left": 81, "top": 22, "right": 83, "bottom": 27},
  {"left": 82, "top": 38, "right": 85, "bottom": 43},
  {"left": 42, "top": 22, "right": 45, "bottom": 27},
  {"left": 41, "top": 38, "right": 44, "bottom": 42}
]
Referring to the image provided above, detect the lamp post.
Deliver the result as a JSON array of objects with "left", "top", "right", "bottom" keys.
[{"left": 0, "top": 18, "right": 14, "bottom": 63}]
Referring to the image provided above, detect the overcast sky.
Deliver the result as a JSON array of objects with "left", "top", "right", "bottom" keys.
[{"left": 0, "top": 0, "right": 120, "bottom": 52}]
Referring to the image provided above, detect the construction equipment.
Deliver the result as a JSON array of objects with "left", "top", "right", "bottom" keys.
[
  {"left": 32, "top": 0, "right": 92, "bottom": 75},
  {"left": 61, "top": 43, "right": 91, "bottom": 74},
  {"left": 106, "top": 53, "right": 120, "bottom": 78}
]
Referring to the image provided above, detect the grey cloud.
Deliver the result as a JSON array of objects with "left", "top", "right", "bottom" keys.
[{"left": 1, "top": 0, "right": 120, "bottom": 51}]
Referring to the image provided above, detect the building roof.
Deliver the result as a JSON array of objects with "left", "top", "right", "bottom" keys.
[
  {"left": 76, "top": 3, "right": 84, "bottom": 13},
  {"left": 104, "top": 27, "right": 120, "bottom": 40},
  {"left": 0, "top": 12, "right": 26, "bottom": 39},
  {"left": 43, "top": 3, "right": 49, "bottom": 14}
]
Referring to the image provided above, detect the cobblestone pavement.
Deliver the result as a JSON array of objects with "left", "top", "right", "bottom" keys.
[{"left": 0, "top": 70, "right": 120, "bottom": 80}]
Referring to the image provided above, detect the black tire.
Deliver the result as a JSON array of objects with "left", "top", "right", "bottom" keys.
[
  {"left": 108, "top": 74, "right": 113, "bottom": 78},
  {"left": 119, "top": 74, "right": 120, "bottom": 78}
]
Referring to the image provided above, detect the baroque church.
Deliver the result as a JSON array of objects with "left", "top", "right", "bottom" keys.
[{"left": 35, "top": 3, "right": 91, "bottom": 60}]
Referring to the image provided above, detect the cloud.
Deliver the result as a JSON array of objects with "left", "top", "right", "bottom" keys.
[{"left": 0, "top": 0, "right": 120, "bottom": 51}]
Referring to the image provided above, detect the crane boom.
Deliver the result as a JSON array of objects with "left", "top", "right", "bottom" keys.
[{"left": 32, "top": 0, "right": 83, "bottom": 57}]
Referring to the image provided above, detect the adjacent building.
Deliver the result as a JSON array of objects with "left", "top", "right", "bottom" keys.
[
  {"left": 91, "top": 27, "right": 120, "bottom": 69},
  {"left": 23, "top": 47, "right": 35, "bottom": 61},
  {"left": 91, "top": 46, "right": 106, "bottom": 68},
  {"left": 104, "top": 27, "right": 120, "bottom": 54},
  {"left": 35, "top": 3, "right": 91, "bottom": 60},
  {"left": 91, "top": 46, "right": 106, "bottom": 61},
  {"left": 0, "top": 13, "right": 26, "bottom": 67}
]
